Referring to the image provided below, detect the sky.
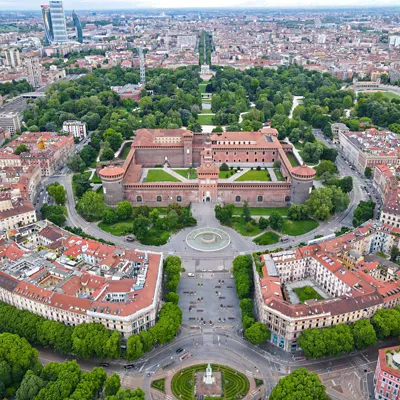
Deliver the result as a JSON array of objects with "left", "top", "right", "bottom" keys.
[{"left": 2, "top": 0, "right": 400, "bottom": 10}]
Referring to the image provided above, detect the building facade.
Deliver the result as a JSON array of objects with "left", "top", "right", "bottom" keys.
[
  {"left": 0, "top": 112, "right": 21, "bottom": 135},
  {"left": 4, "top": 48, "right": 21, "bottom": 68},
  {"left": 49, "top": 1, "right": 68, "bottom": 43},
  {"left": 25, "top": 55, "right": 43, "bottom": 88},
  {"left": 99, "top": 128, "right": 316, "bottom": 207},
  {"left": 63, "top": 120, "right": 87, "bottom": 139},
  {"left": 374, "top": 346, "right": 400, "bottom": 400}
]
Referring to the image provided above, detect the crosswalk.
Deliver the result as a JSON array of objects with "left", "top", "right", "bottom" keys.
[
  {"left": 165, "top": 368, "right": 176, "bottom": 377},
  {"left": 245, "top": 370, "right": 254, "bottom": 377}
]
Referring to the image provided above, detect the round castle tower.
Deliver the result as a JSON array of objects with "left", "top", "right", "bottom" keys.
[
  {"left": 98, "top": 166, "right": 125, "bottom": 205},
  {"left": 289, "top": 164, "right": 316, "bottom": 204}
]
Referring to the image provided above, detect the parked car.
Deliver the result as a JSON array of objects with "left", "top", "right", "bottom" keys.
[
  {"left": 124, "top": 364, "right": 135, "bottom": 369},
  {"left": 176, "top": 348, "right": 184, "bottom": 354},
  {"left": 100, "top": 362, "right": 110, "bottom": 367}
]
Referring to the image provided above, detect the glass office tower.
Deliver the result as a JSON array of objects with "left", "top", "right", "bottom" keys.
[
  {"left": 49, "top": 1, "right": 68, "bottom": 43},
  {"left": 72, "top": 10, "right": 83, "bottom": 43},
  {"left": 41, "top": 5, "right": 53, "bottom": 44}
]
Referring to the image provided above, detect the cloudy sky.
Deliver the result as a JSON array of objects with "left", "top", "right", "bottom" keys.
[{"left": 2, "top": 0, "right": 400, "bottom": 10}]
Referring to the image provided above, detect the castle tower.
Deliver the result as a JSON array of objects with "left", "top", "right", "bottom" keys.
[
  {"left": 98, "top": 166, "right": 125, "bottom": 205},
  {"left": 289, "top": 164, "right": 316, "bottom": 204},
  {"left": 197, "top": 135, "right": 219, "bottom": 202},
  {"left": 183, "top": 131, "right": 193, "bottom": 167}
]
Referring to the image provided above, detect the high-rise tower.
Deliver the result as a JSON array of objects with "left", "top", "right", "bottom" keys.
[
  {"left": 72, "top": 10, "right": 83, "bottom": 43},
  {"left": 41, "top": 5, "right": 53, "bottom": 44},
  {"left": 49, "top": 1, "right": 68, "bottom": 43},
  {"left": 25, "top": 56, "right": 43, "bottom": 89},
  {"left": 4, "top": 48, "right": 21, "bottom": 68}
]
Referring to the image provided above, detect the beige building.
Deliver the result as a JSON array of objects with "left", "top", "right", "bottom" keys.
[{"left": 0, "top": 203, "right": 36, "bottom": 233}]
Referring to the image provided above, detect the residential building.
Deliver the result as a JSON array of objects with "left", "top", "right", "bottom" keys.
[
  {"left": 63, "top": 120, "right": 87, "bottom": 139},
  {"left": 0, "top": 223, "right": 164, "bottom": 338},
  {"left": 4, "top": 48, "right": 21, "bottom": 68},
  {"left": 25, "top": 55, "right": 43, "bottom": 88},
  {"left": 331, "top": 122, "right": 349, "bottom": 144},
  {"left": 0, "top": 202, "right": 36, "bottom": 234},
  {"left": 253, "top": 221, "right": 400, "bottom": 352},
  {"left": 0, "top": 112, "right": 21, "bottom": 135},
  {"left": 374, "top": 346, "right": 400, "bottom": 400}
]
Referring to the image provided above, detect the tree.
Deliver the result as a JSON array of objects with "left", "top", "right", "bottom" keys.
[
  {"left": 132, "top": 216, "right": 150, "bottom": 240},
  {"left": 14, "top": 144, "right": 30, "bottom": 155},
  {"left": 116, "top": 201, "right": 132, "bottom": 221},
  {"left": 166, "top": 292, "right": 180, "bottom": 305},
  {"left": 103, "top": 129, "right": 123, "bottom": 151},
  {"left": 321, "top": 147, "right": 338, "bottom": 162},
  {"left": 390, "top": 246, "right": 400, "bottom": 262},
  {"left": 269, "top": 211, "right": 284, "bottom": 231},
  {"left": 305, "top": 187, "right": 334, "bottom": 221},
  {"left": 287, "top": 204, "right": 309, "bottom": 220},
  {"left": 47, "top": 183, "right": 67, "bottom": 205},
  {"left": 80, "top": 145, "right": 98, "bottom": 167},
  {"left": 105, "top": 374, "right": 121, "bottom": 397},
  {"left": 215, "top": 204, "right": 235, "bottom": 226},
  {"left": 372, "top": 309, "right": 400, "bottom": 339},
  {"left": 239, "top": 298, "right": 254, "bottom": 317},
  {"left": 352, "top": 320, "right": 377, "bottom": 350},
  {"left": 16, "top": 372, "right": 45, "bottom": 400},
  {"left": 302, "top": 142, "right": 323, "bottom": 163},
  {"left": 315, "top": 160, "right": 337, "bottom": 177},
  {"left": 242, "top": 316, "right": 255, "bottom": 330},
  {"left": 269, "top": 368, "right": 329, "bottom": 400},
  {"left": 72, "top": 173, "right": 92, "bottom": 198},
  {"left": 343, "top": 95, "right": 353, "bottom": 109},
  {"left": 258, "top": 216, "right": 269, "bottom": 229},
  {"left": 77, "top": 191, "right": 105, "bottom": 221},
  {"left": 245, "top": 322, "right": 270, "bottom": 344},
  {"left": 219, "top": 163, "right": 229, "bottom": 171},
  {"left": 139, "top": 330, "right": 154, "bottom": 353},
  {"left": 164, "top": 210, "right": 179, "bottom": 230},
  {"left": 242, "top": 201, "right": 251, "bottom": 223},
  {"left": 102, "top": 209, "right": 118, "bottom": 224},
  {"left": 352, "top": 200, "right": 375, "bottom": 227},
  {"left": 40, "top": 204, "right": 67, "bottom": 226},
  {"left": 232, "top": 255, "right": 253, "bottom": 299},
  {"left": 330, "top": 186, "right": 350, "bottom": 213},
  {"left": 364, "top": 167, "right": 372, "bottom": 178},
  {"left": 126, "top": 335, "right": 144, "bottom": 360},
  {"left": 67, "top": 153, "right": 86, "bottom": 173},
  {"left": 100, "top": 147, "right": 115, "bottom": 161}
]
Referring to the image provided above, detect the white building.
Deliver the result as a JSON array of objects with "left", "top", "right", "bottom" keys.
[
  {"left": 63, "top": 120, "right": 87, "bottom": 139},
  {"left": 4, "top": 48, "right": 21, "bottom": 68},
  {"left": 0, "top": 112, "right": 21, "bottom": 135},
  {"left": 0, "top": 203, "right": 37, "bottom": 233},
  {"left": 49, "top": 1, "right": 68, "bottom": 43}
]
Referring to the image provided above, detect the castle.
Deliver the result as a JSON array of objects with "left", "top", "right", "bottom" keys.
[{"left": 98, "top": 128, "right": 316, "bottom": 207}]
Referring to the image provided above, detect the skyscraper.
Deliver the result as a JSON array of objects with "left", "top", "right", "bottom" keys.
[
  {"left": 25, "top": 56, "right": 43, "bottom": 89},
  {"left": 41, "top": 5, "right": 53, "bottom": 44},
  {"left": 72, "top": 10, "right": 83, "bottom": 43},
  {"left": 49, "top": 1, "right": 68, "bottom": 43}
]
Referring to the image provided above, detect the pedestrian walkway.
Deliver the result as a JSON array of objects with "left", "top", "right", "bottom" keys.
[
  {"left": 224, "top": 168, "right": 249, "bottom": 182},
  {"left": 268, "top": 168, "right": 277, "bottom": 181},
  {"left": 164, "top": 167, "right": 195, "bottom": 182}
]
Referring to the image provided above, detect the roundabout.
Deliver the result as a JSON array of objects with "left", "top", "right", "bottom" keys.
[
  {"left": 186, "top": 227, "right": 231, "bottom": 252},
  {"left": 169, "top": 363, "right": 250, "bottom": 400}
]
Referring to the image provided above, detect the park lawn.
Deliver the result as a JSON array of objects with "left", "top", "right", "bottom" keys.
[
  {"left": 233, "top": 206, "right": 289, "bottom": 216},
  {"left": 151, "top": 378, "right": 166, "bottom": 393},
  {"left": 173, "top": 169, "right": 198, "bottom": 179},
  {"left": 294, "top": 142, "right": 304, "bottom": 150},
  {"left": 253, "top": 231, "right": 280, "bottom": 245},
  {"left": 197, "top": 114, "right": 215, "bottom": 125},
  {"left": 219, "top": 170, "right": 237, "bottom": 179},
  {"left": 286, "top": 152, "right": 300, "bottom": 167},
  {"left": 95, "top": 185, "right": 103, "bottom": 194},
  {"left": 274, "top": 168, "right": 284, "bottom": 181},
  {"left": 364, "top": 91, "right": 400, "bottom": 101},
  {"left": 294, "top": 286, "right": 323, "bottom": 303},
  {"left": 231, "top": 217, "right": 263, "bottom": 236},
  {"left": 91, "top": 172, "right": 102, "bottom": 184},
  {"left": 202, "top": 99, "right": 212, "bottom": 103},
  {"left": 98, "top": 221, "right": 133, "bottom": 236},
  {"left": 235, "top": 169, "right": 271, "bottom": 181},
  {"left": 281, "top": 218, "right": 319, "bottom": 236},
  {"left": 200, "top": 108, "right": 213, "bottom": 114},
  {"left": 145, "top": 169, "right": 180, "bottom": 182},
  {"left": 119, "top": 144, "right": 131, "bottom": 159},
  {"left": 198, "top": 83, "right": 207, "bottom": 94}
]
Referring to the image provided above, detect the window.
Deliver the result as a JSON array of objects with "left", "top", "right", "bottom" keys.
[
  {"left": 257, "top": 195, "right": 263, "bottom": 202},
  {"left": 177, "top": 195, "right": 182, "bottom": 202},
  {"left": 235, "top": 196, "right": 241, "bottom": 202},
  {"left": 136, "top": 195, "right": 142, "bottom": 202},
  {"left": 156, "top": 195, "right": 162, "bottom": 202}
]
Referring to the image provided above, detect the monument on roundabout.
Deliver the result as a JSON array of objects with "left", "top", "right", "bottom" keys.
[{"left": 195, "top": 363, "right": 222, "bottom": 397}]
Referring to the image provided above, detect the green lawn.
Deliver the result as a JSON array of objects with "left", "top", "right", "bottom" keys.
[
  {"left": 197, "top": 114, "right": 215, "bottom": 125},
  {"left": 98, "top": 221, "right": 133, "bottom": 236},
  {"left": 235, "top": 169, "right": 271, "bottom": 181},
  {"left": 233, "top": 206, "right": 289, "bottom": 216},
  {"left": 219, "top": 170, "right": 237, "bottom": 179},
  {"left": 294, "top": 286, "right": 323, "bottom": 303},
  {"left": 91, "top": 172, "right": 102, "bottom": 184},
  {"left": 151, "top": 378, "right": 166, "bottom": 393},
  {"left": 145, "top": 169, "right": 180, "bottom": 182},
  {"left": 173, "top": 169, "right": 198, "bottom": 179},
  {"left": 274, "top": 169, "right": 284, "bottom": 181},
  {"left": 294, "top": 142, "right": 304, "bottom": 150},
  {"left": 140, "top": 227, "right": 171, "bottom": 246},
  {"left": 286, "top": 153, "right": 300, "bottom": 167},
  {"left": 231, "top": 217, "right": 263, "bottom": 236},
  {"left": 200, "top": 108, "right": 213, "bottom": 114},
  {"left": 171, "top": 364, "right": 249, "bottom": 400},
  {"left": 198, "top": 83, "right": 207, "bottom": 94},
  {"left": 202, "top": 99, "right": 212, "bottom": 103},
  {"left": 119, "top": 144, "right": 131, "bottom": 159},
  {"left": 96, "top": 185, "right": 103, "bottom": 193},
  {"left": 281, "top": 218, "right": 319, "bottom": 236},
  {"left": 253, "top": 231, "right": 280, "bottom": 245},
  {"left": 364, "top": 91, "right": 400, "bottom": 101}
]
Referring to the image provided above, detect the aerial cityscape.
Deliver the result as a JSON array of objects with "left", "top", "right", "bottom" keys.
[{"left": 1, "top": 2, "right": 400, "bottom": 400}]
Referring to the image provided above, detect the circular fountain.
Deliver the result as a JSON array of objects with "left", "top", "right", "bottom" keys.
[{"left": 186, "top": 228, "right": 231, "bottom": 252}]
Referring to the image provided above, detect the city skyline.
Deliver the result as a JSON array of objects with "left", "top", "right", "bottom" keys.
[{"left": 2, "top": 0, "right": 400, "bottom": 10}]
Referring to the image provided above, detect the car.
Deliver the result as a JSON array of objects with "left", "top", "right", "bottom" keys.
[
  {"left": 187, "top": 273, "right": 194, "bottom": 277},
  {"left": 176, "top": 348, "right": 184, "bottom": 354},
  {"left": 124, "top": 364, "right": 135, "bottom": 369},
  {"left": 100, "top": 362, "right": 110, "bottom": 367},
  {"left": 126, "top": 236, "right": 135, "bottom": 242}
]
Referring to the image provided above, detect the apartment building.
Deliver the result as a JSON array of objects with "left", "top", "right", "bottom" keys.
[
  {"left": 62, "top": 120, "right": 87, "bottom": 139},
  {"left": 254, "top": 221, "right": 400, "bottom": 352},
  {"left": 0, "top": 202, "right": 36, "bottom": 233},
  {"left": 0, "top": 112, "right": 21, "bottom": 135},
  {"left": 374, "top": 346, "right": 400, "bottom": 400}
]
